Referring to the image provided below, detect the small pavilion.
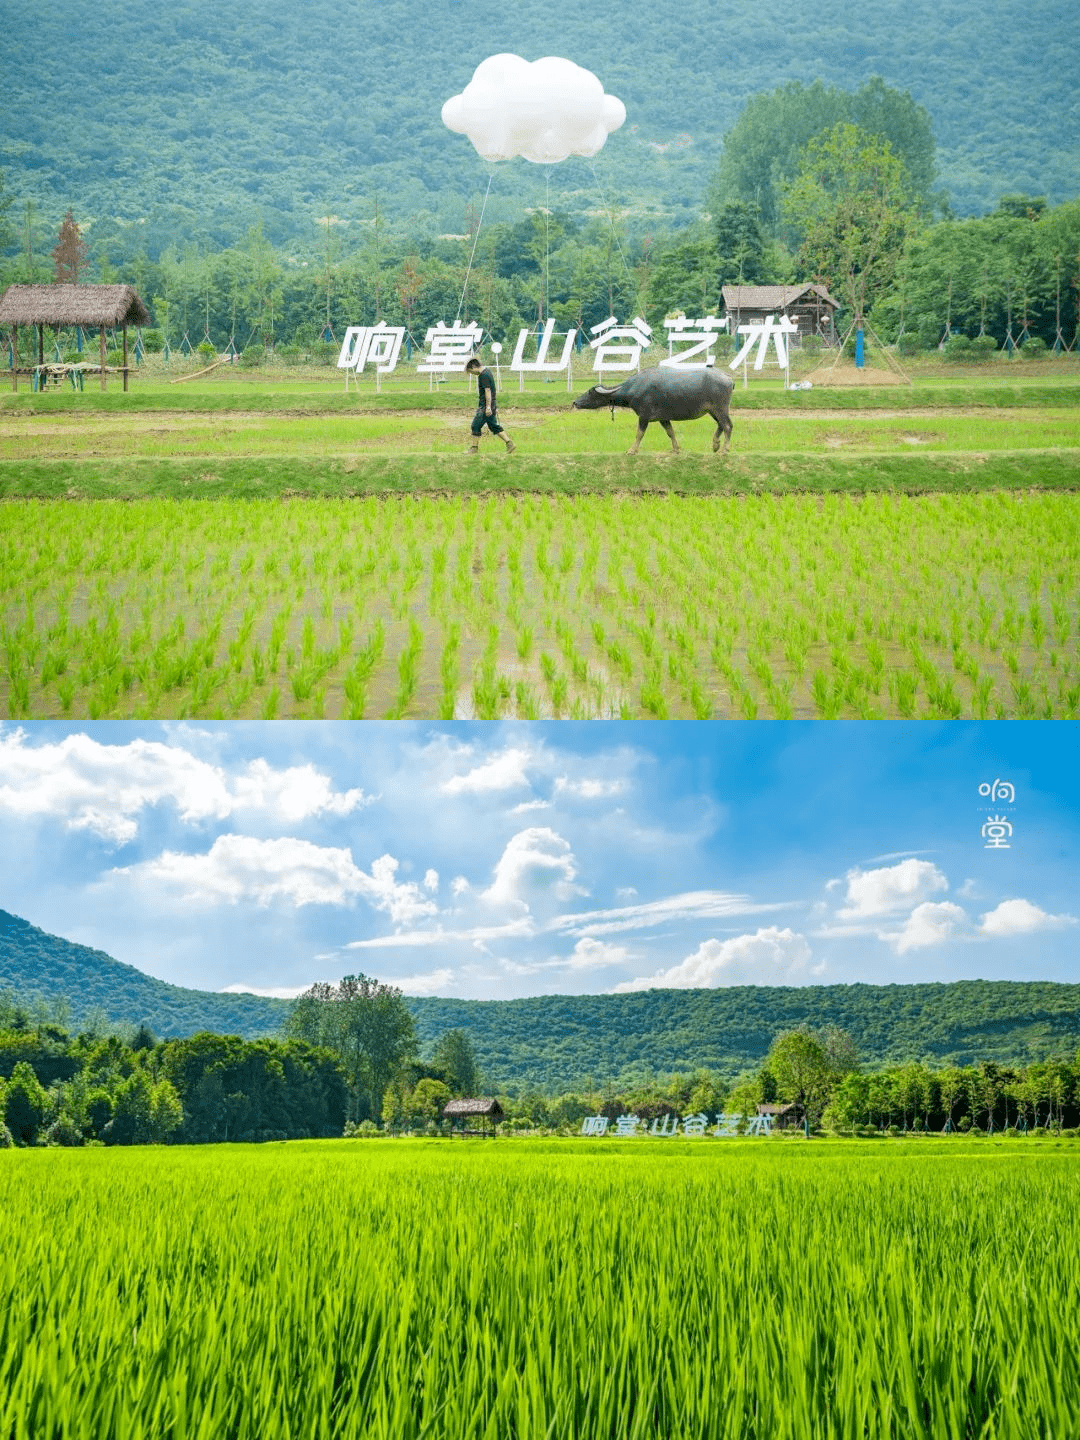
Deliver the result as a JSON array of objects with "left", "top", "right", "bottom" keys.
[
  {"left": 443, "top": 1097, "right": 504, "bottom": 1138},
  {"left": 0, "top": 283, "right": 151, "bottom": 392}
]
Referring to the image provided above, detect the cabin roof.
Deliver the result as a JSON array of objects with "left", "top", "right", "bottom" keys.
[
  {"left": 721, "top": 284, "right": 837, "bottom": 313},
  {"left": 0, "top": 284, "right": 151, "bottom": 328}
]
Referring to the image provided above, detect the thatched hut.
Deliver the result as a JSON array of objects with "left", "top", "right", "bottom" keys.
[
  {"left": 443, "top": 1097, "right": 504, "bottom": 1138},
  {"left": 0, "top": 284, "right": 151, "bottom": 393}
]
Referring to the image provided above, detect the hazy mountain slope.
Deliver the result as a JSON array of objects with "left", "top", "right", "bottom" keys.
[
  {"left": 3, "top": 0, "right": 1075, "bottom": 257},
  {"left": 0, "top": 909, "right": 289, "bottom": 1038},
  {"left": 3, "top": 909, "right": 1078, "bottom": 1089}
]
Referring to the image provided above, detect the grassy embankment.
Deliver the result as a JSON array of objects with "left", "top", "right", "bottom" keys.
[
  {"left": 2, "top": 1140, "right": 1078, "bottom": 1439},
  {"left": 1, "top": 365, "right": 1079, "bottom": 499}
]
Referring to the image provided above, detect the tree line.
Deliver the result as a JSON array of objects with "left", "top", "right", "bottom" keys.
[
  {"left": 4, "top": 983, "right": 1080, "bottom": 1146},
  {"left": 2, "top": 75, "right": 1078, "bottom": 359},
  {"left": 0, "top": 980, "right": 483, "bottom": 1146}
]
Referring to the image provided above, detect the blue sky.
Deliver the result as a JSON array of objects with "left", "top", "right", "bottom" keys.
[{"left": 0, "top": 721, "right": 1076, "bottom": 1000}]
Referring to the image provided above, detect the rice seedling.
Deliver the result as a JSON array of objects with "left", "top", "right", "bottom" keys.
[{"left": 1, "top": 493, "right": 1077, "bottom": 718}]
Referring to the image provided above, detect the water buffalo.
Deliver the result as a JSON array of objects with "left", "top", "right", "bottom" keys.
[{"left": 572, "top": 365, "right": 734, "bottom": 454}]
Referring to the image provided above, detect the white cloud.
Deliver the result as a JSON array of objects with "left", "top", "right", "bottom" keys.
[
  {"left": 616, "top": 886, "right": 638, "bottom": 899},
  {"left": 346, "top": 919, "right": 535, "bottom": 949},
  {"left": 511, "top": 799, "right": 551, "bottom": 814},
  {"left": 564, "top": 937, "right": 631, "bottom": 970},
  {"left": 614, "top": 927, "right": 815, "bottom": 992},
  {"left": 357, "top": 854, "right": 439, "bottom": 925},
  {"left": 113, "top": 835, "right": 374, "bottom": 908},
  {"left": 110, "top": 837, "right": 437, "bottom": 921},
  {"left": 496, "top": 936, "right": 632, "bottom": 977},
  {"left": 451, "top": 876, "right": 470, "bottom": 896},
  {"left": 0, "top": 729, "right": 368, "bottom": 844},
  {"left": 442, "top": 55, "right": 625, "bottom": 165},
  {"left": 220, "top": 982, "right": 310, "bottom": 999},
  {"left": 551, "top": 890, "right": 785, "bottom": 937},
  {"left": 230, "top": 758, "right": 369, "bottom": 821},
  {"left": 394, "top": 968, "right": 456, "bottom": 997},
  {"left": 979, "top": 898, "right": 1077, "bottom": 937},
  {"left": 423, "top": 868, "right": 440, "bottom": 892},
  {"left": 553, "top": 776, "right": 626, "bottom": 799},
  {"left": 838, "top": 859, "right": 949, "bottom": 919},
  {"left": 441, "top": 747, "right": 533, "bottom": 796},
  {"left": 483, "top": 827, "right": 583, "bottom": 910},
  {"left": 882, "top": 901, "right": 969, "bottom": 954}
]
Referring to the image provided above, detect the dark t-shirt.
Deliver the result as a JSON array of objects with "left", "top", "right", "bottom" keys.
[{"left": 476, "top": 367, "right": 496, "bottom": 409}]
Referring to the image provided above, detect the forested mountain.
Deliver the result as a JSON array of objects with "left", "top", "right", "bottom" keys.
[
  {"left": 0, "top": 909, "right": 288, "bottom": 1038},
  {"left": 2, "top": 0, "right": 1076, "bottom": 262},
  {"left": 3, "top": 909, "right": 1079, "bottom": 1091}
]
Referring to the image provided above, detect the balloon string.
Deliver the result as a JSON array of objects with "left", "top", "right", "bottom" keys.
[
  {"left": 456, "top": 173, "right": 494, "bottom": 326},
  {"left": 589, "top": 162, "right": 632, "bottom": 278}
]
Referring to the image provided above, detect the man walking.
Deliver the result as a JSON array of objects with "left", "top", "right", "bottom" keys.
[{"left": 465, "top": 355, "right": 515, "bottom": 454}]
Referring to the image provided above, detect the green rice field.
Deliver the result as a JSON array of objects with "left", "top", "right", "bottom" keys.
[
  {"left": 2, "top": 492, "right": 1077, "bottom": 718},
  {"left": 2, "top": 1140, "right": 1078, "bottom": 1439},
  {"left": 2, "top": 372, "right": 1078, "bottom": 718}
]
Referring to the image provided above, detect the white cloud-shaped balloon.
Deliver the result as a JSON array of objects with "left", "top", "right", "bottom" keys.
[{"left": 442, "top": 55, "right": 626, "bottom": 165}]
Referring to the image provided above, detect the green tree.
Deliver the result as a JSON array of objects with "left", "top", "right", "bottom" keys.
[
  {"left": 0, "top": 170, "right": 15, "bottom": 265},
  {"left": 287, "top": 975, "right": 416, "bottom": 1124},
  {"left": 714, "top": 201, "right": 767, "bottom": 285},
  {"left": 411, "top": 1077, "right": 452, "bottom": 1125},
  {"left": 782, "top": 123, "right": 922, "bottom": 324},
  {"left": 767, "top": 1029, "right": 832, "bottom": 1125},
  {"left": 148, "top": 1078, "right": 184, "bottom": 1143},
  {"left": 710, "top": 77, "right": 936, "bottom": 235},
  {"left": 823, "top": 1071, "right": 870, "bottom": 1134},
  {"left": 431, "top": 1029, "right": 480, "bottom": 1097},
  {"left": 5, "top": 1061, "right": 49, "bottom": 1145}
]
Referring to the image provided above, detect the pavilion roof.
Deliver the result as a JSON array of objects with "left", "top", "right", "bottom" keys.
[
  {"left": 443, "top": 1097, "right": 504, "bottom": 1117},
  {"left": 0, "top": 284, "right": 151, "bottom": 328}
]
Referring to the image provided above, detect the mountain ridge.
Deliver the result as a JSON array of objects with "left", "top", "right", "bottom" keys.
[{"left": 3, "top": 908, "right": 1079, "bottom": 1091}]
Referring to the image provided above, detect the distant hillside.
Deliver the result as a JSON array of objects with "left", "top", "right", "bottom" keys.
[
  {"left": 3, "top": 909, "right": 1079, "bottom": 1091},
  {"left": 1, "top": 0, "right": 1075, "bottom": 258},
  {"left": 0, "top": 909, "right": 288, "bottom": 1038},
  {"left": 412, "top": 984, "right": 1080, "bottom": 1092}
]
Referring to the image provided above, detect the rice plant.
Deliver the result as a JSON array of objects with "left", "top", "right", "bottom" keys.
[
  {"left": 1, "top": 493, "right": 1077, "bottom": 718},
  {"left": 1, "top": 1141, "right": 1078, "bottom": 1439}
]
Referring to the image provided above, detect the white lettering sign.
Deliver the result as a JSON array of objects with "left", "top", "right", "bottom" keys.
[
  {"left": 729, "top": 315, "right": 799, "bottom": 372},
  {"left": 511, "top": 317, "right": 578, "bottom": 371},
  {"left": 336, "top": 323, "right": 406, "bottom": 375},
  {"left": 578, "top": 1111, "right": 773, "bottom": 1137},
  {"left": 590, "top": 315, "right": 652, "bottom": 373},
  {"left": 661, "top": 315, "right": 729, "bottom": 367},
  {"left": 417, "top": 321, "right": 484, "bottom": 373}
]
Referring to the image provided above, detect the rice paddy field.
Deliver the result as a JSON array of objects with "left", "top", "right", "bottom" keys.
[
  {"left": 2, "top": 492, "right": 1078, "bottom": 719},
  {"left": 2, "top": 1140, "right": 1078, "bottom": 1439},
  {"left": 2, "top": 371, "right": 1079, "bottom": 719}
]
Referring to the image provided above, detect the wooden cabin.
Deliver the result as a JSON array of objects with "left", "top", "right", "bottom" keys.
[
  {"left": 0, "top": 283, "right": 151, "bottom": 392},
  {"left": 721, "top": 284, "right": 839, "bottom": 343},
  {"left": 756, "top": 1102, "right": 806, "bottom": 1131},
  {"left": 443, "top": 1097, "right": 504, "bottom": 1138}
]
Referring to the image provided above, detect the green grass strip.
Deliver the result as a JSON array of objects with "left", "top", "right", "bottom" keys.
[
  {"left": 3, "top": 449, "right": 1079, "bottom": 500},
  {"left": 2, "top": 382, "right": 1078, "bottom": 415}
]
